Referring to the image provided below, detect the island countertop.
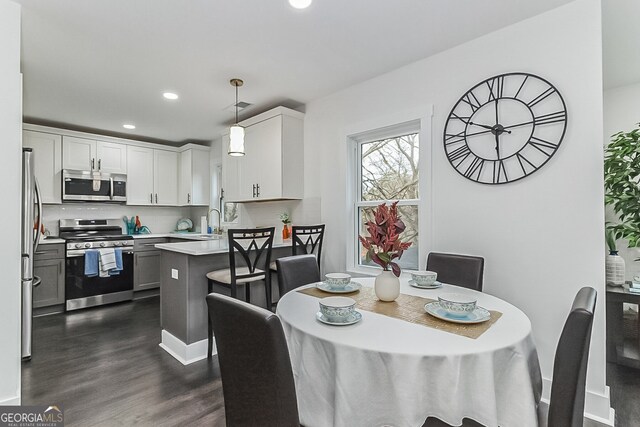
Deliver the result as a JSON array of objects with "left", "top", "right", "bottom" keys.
[{"left": 155, "top": 237, "right": 291, "bottom": 256}]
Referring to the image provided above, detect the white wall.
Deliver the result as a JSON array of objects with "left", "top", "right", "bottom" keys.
[
  {"left": 603, "top": 81, "right": 640, "bottom": 279},
  {"left": 304, "top": 0, "right": 611, "bottom": 423},
  {"left": 40, "top": 204, "right": 199, "bottom": 235},
  {"left": 0, "top": 0, "right": 22, "bottom": 405}
]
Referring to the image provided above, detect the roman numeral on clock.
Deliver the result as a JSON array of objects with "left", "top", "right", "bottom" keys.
[
  {"left": 461, "top": 91, "right": 482, "bottom": 112},
  {"left": 448, "top": 145, "right": 471, "bottom": 163},
  {"left": 487, "top": 76, "right": 504, "bottom": 101},
  {"left": 515, "top": 153, "right": 536, "bottom": 175},
  {"left": 493, "top": 160, "right": 508, "bottom": 184},
  {"left": 527, "top": 87, "right": 556, "bottom": 107},
  {"left": 528, "top": 136, "right": 558, "bottom": 156},
  {"left": 464, "top": 157, "right": 484, "bottom": 180},
  {"left": 534, "top": 111, "right": 566, "bottom": 126}
]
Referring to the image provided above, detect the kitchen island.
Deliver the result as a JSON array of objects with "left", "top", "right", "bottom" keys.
[{"left": 155, "top": 238, "right": 291, "bottom": 364}]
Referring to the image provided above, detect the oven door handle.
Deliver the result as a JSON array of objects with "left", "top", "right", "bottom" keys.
[{"left": 67, "top": 249, "right": 134, "bottom": 258}]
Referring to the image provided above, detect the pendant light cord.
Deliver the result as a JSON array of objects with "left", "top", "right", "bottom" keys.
[{"left": 235, "top": 84, "right": 239, "bottom": 125}]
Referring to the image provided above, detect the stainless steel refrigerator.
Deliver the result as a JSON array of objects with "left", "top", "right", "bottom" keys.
[{"left": 21, "top": 148, "right": 42, "bottom": 360}]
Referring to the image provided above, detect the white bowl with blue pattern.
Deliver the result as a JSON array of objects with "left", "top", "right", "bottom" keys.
[
  {"left": 437, "top": 293, "right": 477, "bottom": 318},
  {"left": 319, "top": 296, "right": 356, "bottom": 322}
]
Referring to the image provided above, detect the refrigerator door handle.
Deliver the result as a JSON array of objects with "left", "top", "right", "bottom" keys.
[
  {"left": 33, "top": 178, "right": 42, "bottom": 254},
  {"left": 33, "top": 276, "right": 41, "bottom": 287}
]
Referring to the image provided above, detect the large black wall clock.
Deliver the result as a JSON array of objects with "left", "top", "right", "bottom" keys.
[{"left": 443, "top": 72, "right": 567, "bottom": 184}]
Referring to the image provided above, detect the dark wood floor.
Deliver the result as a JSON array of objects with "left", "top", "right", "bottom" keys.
[
  {"left": 22, "top": 296, "right": 226, "bottom": 426},
  {"left": 22, "top": 295, "right": 640, "bottom": 427},
  {"left": 607, "top": 362, "right": 640, "bottom": 427}
]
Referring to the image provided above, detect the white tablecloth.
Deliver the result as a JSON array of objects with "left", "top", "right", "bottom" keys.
[{"left": 276, "top": 278, "right": 542, "bottom": 427}]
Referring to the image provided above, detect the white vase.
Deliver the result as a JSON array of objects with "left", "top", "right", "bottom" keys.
[
  {"left": 606, "top": 251, "right": 625, "bottom": 286},
  {"left": 375, "top": 270, "right": 400, "bottom": 302}
]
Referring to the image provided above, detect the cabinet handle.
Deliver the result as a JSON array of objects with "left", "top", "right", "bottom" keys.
[
  {"left": 155, "top": 193, "right": 158, "bottom": 204},
  {"left": 252, "top": 184, "right": 256, "bottom": 198},
  {"left": 187, "top": 193, "right": 191, "bottom": 204},
  {"left": 98, "top": 159, "right": 102, "bottom": 170},
  {"left": 257, "top": 183, "right": 260, "bottom": 198},
  {"left": 150, "top": 193, "right": 153, "bottom": 203},
  {"left": 91, "top": 158, "right": 95, "bottom": 170}
]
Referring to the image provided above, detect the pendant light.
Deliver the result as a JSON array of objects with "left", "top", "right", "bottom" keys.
[{"left": 228, "top": 78, "right": 245, "bottom": 156}]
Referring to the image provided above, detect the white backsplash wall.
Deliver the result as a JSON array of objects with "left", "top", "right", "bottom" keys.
[
  {"left": 42, "top": 203, "right": 198, "bottom": 235},
  {"left": 239, "top": 198, "right": 322, "bottom": 232}
]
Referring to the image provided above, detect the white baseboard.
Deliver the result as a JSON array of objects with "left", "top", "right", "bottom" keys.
[
  {"left": 159, "top": 329, "right": 217, "bottom": 365},
  {"left": 0, "top": 395, "right": 20, "bottom": 405},
  {"left": 541, "top": 377, "right": 614, "bottom": 426}
]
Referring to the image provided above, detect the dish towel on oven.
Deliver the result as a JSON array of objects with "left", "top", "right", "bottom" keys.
[
  {"left": 84, "top": 250, "right": 100, "bottom": 277},
  {"left": 98, "top": 248, "right": 117, "bottom": 277},
  {"left": 111, "top": 248, "right": 123, "bottom": 276}
]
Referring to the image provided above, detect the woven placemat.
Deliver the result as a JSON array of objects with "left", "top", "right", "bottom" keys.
[{"left": 298, "top": 286, "right": 502, "bottom": 339}]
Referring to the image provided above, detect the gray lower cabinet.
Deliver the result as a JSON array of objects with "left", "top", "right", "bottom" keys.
[
  {"left": 133, "top": 238, "right": 167, "bottom": 291},
  {"left": 33, "top": 251, "right": 65, "bottom": 308},
  {"left": 134, "top": 251, "right": 162, "bottom": 291}
]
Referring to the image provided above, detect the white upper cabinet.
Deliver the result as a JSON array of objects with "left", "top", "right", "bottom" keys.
[
  {"left": 23, "top": 130, "right": 62, "bottom": 204},
  {"left": 126, "top": 146, "right": 155, "bottom": 205},
  {"left": 96, "top": 141, "right": 127, "bottom": 173},
  {"left": 178, "top": 146, "right": 211, "bottom": 206},
  {"left": 154, "top": 150, "right": 179, "bottom": 206},
  {"left": 62, "top": 136, "right": 127, "bottom": 173},
  {"left": 222, "top": 107, "right": 304, "bottom": 203},
  {"left": 126, "top": 146, "right": 178, "bottom": 206},
  {"left": 62, "top": 136, "right": 94, "bottom": 171}
]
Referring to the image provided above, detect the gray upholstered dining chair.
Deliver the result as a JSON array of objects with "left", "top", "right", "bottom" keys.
[
  {"left": 424, "top": 287, "right": 597, "bottom": 427},
  {"left": 548, "top": 286, "right": 597, "bottom": 427},
  {"left": 426, "top": 252, "right": 485, "bottom": 291},
  {"left": 276, "top": 254, "right": 321, "bottom": 297},
  {"left": 206, "top": 293, "right": 300, "bottom": 427}
]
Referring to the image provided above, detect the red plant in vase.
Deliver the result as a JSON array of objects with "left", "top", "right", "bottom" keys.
[{"left": 358, "top": 201, "right": 412, "bottom": 277}]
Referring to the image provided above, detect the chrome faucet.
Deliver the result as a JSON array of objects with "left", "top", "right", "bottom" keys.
[{"left": 207, "top": 208, "right": 223, "bottom": 235}]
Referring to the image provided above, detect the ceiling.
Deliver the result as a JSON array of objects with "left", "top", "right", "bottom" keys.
[
  {"left": 16, "top": 0, "right": 576, "bottom": 145},
  {"left": 603, "top": 0, "right": 640, "bottom": 90}
]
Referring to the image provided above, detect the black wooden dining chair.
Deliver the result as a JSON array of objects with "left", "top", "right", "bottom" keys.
[
  {"left": 276, "top": 254, "right": 321, "bottom": 297},
  {"left": 426, "top": 252, "right": 484, "bottom": 291},
  {"left": 206, "top": 293, "right": 300, "bottom": 427},
  {"left": 548, "top": 286, "right": 597, "bottom": 427},
  {"left": 270, "top": 224, "right": 325, "bottom": 273},
  {"left": 206, "top": 227, "right": 275, "bottom": 357}
]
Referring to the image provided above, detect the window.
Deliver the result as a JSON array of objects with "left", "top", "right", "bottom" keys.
[{"left": 355, "top": 131, "right": 420, "bottom": 271}]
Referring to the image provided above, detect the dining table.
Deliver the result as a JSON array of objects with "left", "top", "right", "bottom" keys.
[{"left": 276, "top": 276, "right": 542, "bottom": 427}]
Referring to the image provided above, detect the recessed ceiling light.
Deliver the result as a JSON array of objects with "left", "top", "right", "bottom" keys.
[
  {"left": 289, "top": 0, "right": 312, "bottom": 9},
  {"left": 123, "top": 124, "right": 136, "bottom": 130},
  {"left": 163, "top": 92, "right": 179, "bottom": 100}
]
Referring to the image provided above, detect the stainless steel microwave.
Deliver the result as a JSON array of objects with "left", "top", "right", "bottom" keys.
[{"left": 62, "top": 169, "right": 127, "bottom": 203}]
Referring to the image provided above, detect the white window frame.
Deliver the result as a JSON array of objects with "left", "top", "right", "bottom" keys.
[{"left": 345, "top": 107, "right": 433, "bottom": 276}]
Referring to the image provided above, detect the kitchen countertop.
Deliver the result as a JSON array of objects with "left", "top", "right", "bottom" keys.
[
  {"left": 155, "top": 238, "right": 290, "bottom": 256},
  {"left": 38, "top": 237, "right": 65, "bottom": 245},
  {"left": 132, "top": 233, "right": 225, "bottom": 241}
]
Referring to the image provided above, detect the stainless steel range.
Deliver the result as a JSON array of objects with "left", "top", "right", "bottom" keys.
[{"left": 59, "top": 219, "right": 134, "bottom": 311}]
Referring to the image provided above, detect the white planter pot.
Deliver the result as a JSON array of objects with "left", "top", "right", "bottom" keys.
[
  {"left": 606, "top": 252, "right": 625, "bottom": 286},
  {"left": 374, "top": 270, "right": 400, "bottom": 302}
]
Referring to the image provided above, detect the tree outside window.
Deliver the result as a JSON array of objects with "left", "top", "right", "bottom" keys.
[{"left": 357, "top": 132, "right": 419, "bottom": 270}]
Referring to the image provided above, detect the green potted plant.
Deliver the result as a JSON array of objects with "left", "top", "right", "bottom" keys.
[{"left": 605, "top": 124, "right": 640, "bottom": 247}]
